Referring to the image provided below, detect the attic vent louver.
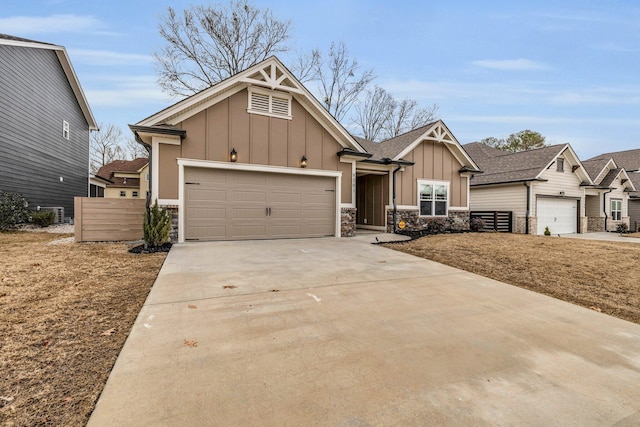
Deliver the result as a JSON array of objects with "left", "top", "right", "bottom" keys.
[{"left": 248, "top": 87, "right": 292, "bottom": 120}]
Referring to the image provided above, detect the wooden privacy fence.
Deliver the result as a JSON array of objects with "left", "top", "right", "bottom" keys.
[
  {"left": 470, "top": 211, "right": 513, "bottom": 233},
  {"left": 74, "top": 197, "right": 146, "bottom": 242}
]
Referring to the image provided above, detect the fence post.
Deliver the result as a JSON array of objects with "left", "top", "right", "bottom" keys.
[{"left": 74, "top": 197, "right": 82, "bottom": 243}]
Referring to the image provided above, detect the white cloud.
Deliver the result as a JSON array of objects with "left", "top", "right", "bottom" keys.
[
  {"left": 472, "top": 59, "right": 549, "bottom": 71},
  {"left": 83, "top": 75, "right": 172, "bottom": 108},
  {"left": 0, "top": 14, "right": 103, "bottom": 34},
  {"left": 549, "top": 87, "right": 640, "bottom": 105},
  {"left": 68, "top": 49, "right": 153, "bottom": 66}
]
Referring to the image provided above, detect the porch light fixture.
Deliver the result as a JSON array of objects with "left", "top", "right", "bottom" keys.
[
  {"left": 300, "top": 155, "right": 308, "bottom": 168},
  {"left": 230, "top": 148, "right": 237, "bottom": 162}
]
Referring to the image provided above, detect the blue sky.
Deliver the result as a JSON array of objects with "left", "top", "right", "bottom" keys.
[{"left": 2, "top": 0, "right": 639, "bottom": 158}]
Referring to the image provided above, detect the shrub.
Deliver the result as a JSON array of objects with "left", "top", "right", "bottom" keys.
[
  {"left": 30, "top": 210, "right": 56, "bottom": 227},
  {"left": 469, "top": 217, "right": 485, "bottom": 232},
  {"left": 616, "top": 222, "right": 629, "bottom": 234},
  {"left": 544, "top": 226, "right": 551, "bottom": 236},
  {"left": 425, "top": 218, "right": 446, "bottom": 234},
  {"left": 0, "top": 190, "right": 29, "bottom": 230},
  {"left": 144, "top": 200, "right": 171, "bottom": 248}
]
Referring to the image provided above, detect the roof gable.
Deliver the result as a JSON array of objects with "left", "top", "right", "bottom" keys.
[
  {"left": 0, "top": 33, "right": 97, "bottom": 130},
  {"left": 136, "top": 56, "right": 365, "bottom": 153},
  {"left": 588, "top": 148, "right": 640, "bottom": 172},
  {"left": 466, "top": 143, "right": 592, "bottom": 186},
  {"left": 96, "top": 158, "right": 149, "bottom": 180}
]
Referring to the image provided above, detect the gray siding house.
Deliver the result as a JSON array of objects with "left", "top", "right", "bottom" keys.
[{"left": 0, "top": 34, "right": 97, "bottom": 220}]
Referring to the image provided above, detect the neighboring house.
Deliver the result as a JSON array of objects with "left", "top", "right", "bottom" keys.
[
  {"left": 130, "top": 56, "right": 479, "bottom": 243},
  {"left": 95, "top": 158, "right": 149, "bottom": 199},
  {"left": 0, "top": 34, "right": 97, "bottom": 220},
  {"left": 465, "top": 142, "right": 593, "bottom": 235},
  {"left": 89, "top": 174, "right": 110, "bottom": 197},
  {"left": 584, "top": 149, "right": 640, "bottom": 231}
]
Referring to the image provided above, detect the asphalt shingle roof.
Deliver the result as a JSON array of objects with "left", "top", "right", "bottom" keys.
[
  {"left": 0, "top": 33, "right": 52, "bottom": 45},
  {"left": 463, "top": 142, "right": 569, "bottom": 186},
  {"left": 96, "top": 158, "right": 148, "bottom": 183},
  {"left": 352, "top": 122, "right": 440, "bottom": 162},
  {"left": 586, "top": 149, "right": 640, "bottom": 197}
]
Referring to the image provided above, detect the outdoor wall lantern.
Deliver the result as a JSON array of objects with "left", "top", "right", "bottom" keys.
[
  {"left": 230, "top": 148, "right": 238, "bottom": 162},
  {"left": 300, "top": 155, "right": 308, "bottom": 168}
]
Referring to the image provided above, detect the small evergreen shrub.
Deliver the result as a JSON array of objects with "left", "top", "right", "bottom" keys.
[
  {"left": 30, "top": 210, "right": 56, "bottom": 227},
  {"left": 425, "top": 218, "right": 447, "bottom": 234},
  {"left": 469, "top": 217, "right": 485, "bottom": 232},
  {"left": 616, "top": 223, "right": 629, "bottom": 234},
  {"left": 0, "top": 190, "right": 29, "bottom": 230},
  {"left": 144, "top": 200, "right": 171, "bottom": 248},
  {"left": 544, "top": 226, "right": 551, "bottom": 236}
]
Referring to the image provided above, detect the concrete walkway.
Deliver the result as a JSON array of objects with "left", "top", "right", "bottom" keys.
[
  {"left": 561, "top": 231, "right": 640, "bottom": 243},
  {"left": 88, "top": 238, "right": 640, "bottom": 426}
]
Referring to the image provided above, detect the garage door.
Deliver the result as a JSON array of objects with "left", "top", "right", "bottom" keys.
[
  {"left": 184, "top": 167, "right": 336, "bottom": 241},
  {"left": 536, "top": 198, "right": 577, "bottom": 235}
]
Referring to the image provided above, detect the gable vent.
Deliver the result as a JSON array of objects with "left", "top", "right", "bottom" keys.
[{"left": 248, "top": 87, "right": 292, "bottom": 120}]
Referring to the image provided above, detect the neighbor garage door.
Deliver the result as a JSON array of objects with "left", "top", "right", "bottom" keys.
[
  {"left": 184, "top": 167, "right": 336, "bottom": 241},
  {"left": 536, "top": 198, "right": 578, "bottom": 235}
]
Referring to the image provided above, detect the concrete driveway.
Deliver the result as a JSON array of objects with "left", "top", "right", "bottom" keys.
[{"left": 88, "top": 238, "right": 640, "bottom": 426}]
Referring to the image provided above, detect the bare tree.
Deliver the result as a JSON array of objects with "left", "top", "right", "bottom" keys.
[
  {"left": 354, "top": 86, "right": 395, "bottom": 141},
  {"left": 312, "top": 41, "right": 374, "bottom": 122},
  {"left": 154, "top": 0, "right": 291, "bottom": 97},
  {"left": 123, "top": 138, "right": 149, "bottom": 160},
  {"left": 90, "top": 124, "right": 125, "bottom": 173},
  {"left": 384, "top": 99, "right": 439, "bottom": 139},
  {"left": 354, "top": 87, "right": 439, "bottom": 141}
]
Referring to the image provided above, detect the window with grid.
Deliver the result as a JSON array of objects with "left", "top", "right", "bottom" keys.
[
  {"left": 418, "top": 181, "right": 449, "bottom": 216},
  {"left": 611, "top": 199, "right": 622, "bottom": 221}
]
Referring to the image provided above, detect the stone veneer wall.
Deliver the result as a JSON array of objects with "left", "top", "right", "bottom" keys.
[
  {"left": 587, "top": 217, "right": 604, "bottom": 232},
  {"left": 341, "top": 207, "right": 357, "bottom": 237},
  {"left": 606, "top": 217, "right": 630, "bottom": 232},
  {"left": 386, "top": 209, "right": 470, "bottom": 233},
  {"left": 165, "top": 206, "right": 179, "bottom": 242}
]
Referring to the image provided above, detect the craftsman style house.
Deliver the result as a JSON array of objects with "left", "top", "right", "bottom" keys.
[
  {"left": 0, "top": 34, "right": 97, "bottom": 220},
  {"left": 131, "top": 57, "right": 480, "bottom": 242}
]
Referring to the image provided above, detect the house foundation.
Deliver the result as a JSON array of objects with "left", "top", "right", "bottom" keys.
[
  {"left": 386, "top": 209, "right": 470, "bottom": 234},
  {"left": 341, "top": 207, "right": 357, "bottom": 237}
]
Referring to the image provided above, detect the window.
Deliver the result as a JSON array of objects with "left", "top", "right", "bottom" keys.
[
  {"left": 611, "top": 199, "right": 622, "bottom": 221},
  {"left": 556, "top": 158, "right": 564, "bottom": 172},
  {"left": 132, "top": 191, "right": 139, "bottom": 198},
  {"left": 62, "top": 120, "right": 70, "bottom": 140},
  {"left": 145, "top": 173, "right": 149, "bottom": 182},
  {"left": 247, "top": 87, "right": 292, "bottom": 119},
  {"left": 119, "top": 191, "right": 126, "bottom": 197},
  {"left": 418, "top": 180, "right": 449, "bottom": 216}
]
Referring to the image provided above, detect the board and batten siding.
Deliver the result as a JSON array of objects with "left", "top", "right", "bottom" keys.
[
  {"left": 396, "top": 140, "right": 468, "bottom": 208},
  {"left": 532, "top": 160, "right": 585, "bottom": 216},
  {"left": 469, "top": 184, "right": 527, "bottom": 215},
  {"left": 157, "top": 89, "right": 352, "bottom": 204},
  {"left": 0, "top": 45, "right": 90, "bottom": 218}
]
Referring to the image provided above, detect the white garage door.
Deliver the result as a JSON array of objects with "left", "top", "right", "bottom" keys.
[
  {"left": 184, "top": 167, "right": 336, "bottom": 241},
  {"left": 536, "top": 198, "right": 578, "bottom": 235}
]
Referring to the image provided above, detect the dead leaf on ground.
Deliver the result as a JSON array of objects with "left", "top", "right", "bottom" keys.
[
  {"left": 2, "top": 277, "right": 12, "bottom": 282},
  {"left": 32, "top": 263, "right": 41, "bottom": 267},
  {"left": 184, "top": 339, "right": 198, "bottom": 348},
  {"left": 590, "top": 306, "right": 603, "bottom": 312},
  {"left": 188, "top": 304, "right": 197, "bottom": 309},
  {"left": 270, "top": 289, "right": 279, "bottom": 292},
  {"left": 101, "top": 328, "right": 116, "bottom": 336},
  {"left": 62, "top": 397, "right": 72, "bottom": 405},
  {"left": 222, "top": 285, "right": 237, "bottom": 289}
]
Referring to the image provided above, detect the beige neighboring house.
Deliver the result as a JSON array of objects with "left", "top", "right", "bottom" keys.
[
  {"left": 465, "top": 143, "right": 593, "bottom": 235},
  {"left": 95, "top": 158, "right": 149, "bottom": 199},
  {"left": 130, "top": 56, "right": 479, "bottom": 243},
  {"left": 581, "top": 157, "right": 636, "bottom": 232},
  {"left": 585, "top": 149, "right": 640, "bottom": 232}
]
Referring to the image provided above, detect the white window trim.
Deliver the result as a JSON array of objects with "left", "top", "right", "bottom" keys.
[
  {"left": 62, "top": 120, "right": 70, "bottom": 140},
  {"left": 417, "top": 179, "right": 450, "bottom": 217},
  {"left": 247, "top": 86, "right": 292, "bottom": 120},
  {"left": 119, "top": 190, "right": 126, "bottom": 197},
  {"left": 611, "top": 199, "right": 622, "bottom": 221}
]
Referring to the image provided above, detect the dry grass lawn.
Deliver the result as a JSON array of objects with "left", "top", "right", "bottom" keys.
[
  {"left": 0, "top": 232, "right": 167, "bottom": 427},
  {"left": 384, "top": 233, "right": 640, "bottom": 324}
]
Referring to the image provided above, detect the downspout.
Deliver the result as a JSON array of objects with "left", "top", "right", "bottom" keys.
[
  {"left": 524, "top": 182, "right": 531, "bottom": 234},
  {"left": 603, "top": 188, "right": 613, "bottom": 232},
  {"left": 392, "top": 163, "right": 403, "bottom": 234}
]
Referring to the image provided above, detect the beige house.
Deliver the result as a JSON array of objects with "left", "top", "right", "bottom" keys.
[
  {"left": 582, "top": 158, "right": 635, "bottom": 232},
  {"left": 465, "top": 143, "right": 593, "bottom": 234},
  {"left": 130, "top": 57, "right": 479, "bottom": 243},
  {"left": 95, "top": 158, "right": 149, "bottom": 199}
]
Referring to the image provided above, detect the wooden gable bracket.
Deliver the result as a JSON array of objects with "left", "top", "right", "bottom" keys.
[
  {"left": 424, "top": 123, "right": 453, "bottom": 142},
  {"left": 241, "top": 62, "right": 303, "bottom": 94},
  {"left": 572, "top": 165, "right": 580, "bottom": 172}
]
